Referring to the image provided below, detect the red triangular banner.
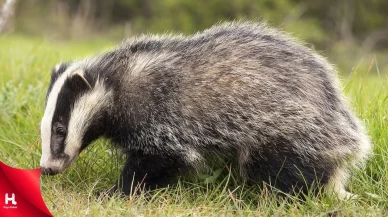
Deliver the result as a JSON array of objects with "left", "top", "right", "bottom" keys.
[{"left": 0, "top": 161, "right": 53, "bottom": 217}]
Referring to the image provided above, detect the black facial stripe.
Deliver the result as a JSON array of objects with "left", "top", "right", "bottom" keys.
[
  {"left": 81, "top": 110, "right": 107, "bottom": 151},
  {"left": 50, "top": 74, "right": 91, "bottom": 157},
  {"left": 46, "top": 62, "right": 71, "bottom": 103}
]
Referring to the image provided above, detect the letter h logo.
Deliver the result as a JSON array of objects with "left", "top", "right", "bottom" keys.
[{"left": 5, "top": 193, "right": 17, "bottom": 205}]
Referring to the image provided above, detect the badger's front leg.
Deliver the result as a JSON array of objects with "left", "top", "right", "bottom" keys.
[{"left": 113, "top": 150, "right": 188, "bottom": 195}]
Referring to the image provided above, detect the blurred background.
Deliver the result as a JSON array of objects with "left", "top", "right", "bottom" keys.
[{"left": 1, "top": 0, "right": 387, "bottom": 75}]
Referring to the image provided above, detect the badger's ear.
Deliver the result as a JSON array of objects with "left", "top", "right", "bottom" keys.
[{"left": 68, "top": 70, "right": 92, "bottom": 91}]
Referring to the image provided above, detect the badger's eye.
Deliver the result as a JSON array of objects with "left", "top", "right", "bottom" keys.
[{"left": 56, "top": 127, "right": 67, "bottom": 137}]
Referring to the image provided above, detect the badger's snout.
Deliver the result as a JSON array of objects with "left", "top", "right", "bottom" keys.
[
  {"left": 41, "top": 167, "right": 59, "bottom": 175},
  {"left": 40, "top": 153, "right": 71, "bottom": 176}
]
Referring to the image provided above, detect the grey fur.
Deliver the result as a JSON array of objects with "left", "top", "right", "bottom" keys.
[{"left": 41, "top": 21, "right": 371, "bottom": 198}]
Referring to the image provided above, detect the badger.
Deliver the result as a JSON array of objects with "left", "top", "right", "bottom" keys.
[{"left": 40, "top": 22, "right": 371, "bottom": 198}]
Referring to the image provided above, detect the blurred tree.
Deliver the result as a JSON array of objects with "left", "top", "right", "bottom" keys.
[{"left": 0, "top": 0, "right": 17, "bottom": 33}]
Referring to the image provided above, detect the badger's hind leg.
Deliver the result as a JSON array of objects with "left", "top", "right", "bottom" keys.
[
  {"left": 325, "top": 140, "right": 371, "bottom": 199},
  {"left": 325, "top": 122, "right": 371, "bottom": 199},
  {"left": 113, "top": 150, "right": 190, "bottom": 195},
  {"left": 326, "top": 166, "right": 357, "bottom": 199}
]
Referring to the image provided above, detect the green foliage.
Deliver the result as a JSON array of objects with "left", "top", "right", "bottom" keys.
[
  {"left": 12, "top": 0, "right": 388, "bottom": 45},
  {"left": 9, "top": 0, "right": 388, "bottom": 75},
  {"left": 0, "top": 35, "right": 387, "bottom": 216}
]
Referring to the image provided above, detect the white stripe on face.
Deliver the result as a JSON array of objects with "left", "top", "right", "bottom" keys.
[
  {"left": 64, "top": 79, "right": 112, "bottom": 163},
  {"left": 40, "top": 64, "right": 82, "bottom": 168}
]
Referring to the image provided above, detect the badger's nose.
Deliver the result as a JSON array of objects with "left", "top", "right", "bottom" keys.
[{"left": 41, "top": 167, "right": 58, "bottom": 175}]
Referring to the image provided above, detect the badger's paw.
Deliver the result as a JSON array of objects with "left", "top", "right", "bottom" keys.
[{"left": 339, "top": 190, "right": 358, "bottom": 200}]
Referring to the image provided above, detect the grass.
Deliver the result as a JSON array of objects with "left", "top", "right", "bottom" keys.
[{"left": 0, "top": 35, "right": 387, "bottom": 216}]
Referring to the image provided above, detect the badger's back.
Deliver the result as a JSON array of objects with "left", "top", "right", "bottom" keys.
[{"left": 97, "top": 22, "right": 368, "bottom": 155}]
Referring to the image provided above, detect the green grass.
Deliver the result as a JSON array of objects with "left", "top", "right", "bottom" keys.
[{"left": 0, "top": 35, "right": 387, "bottom": 216}]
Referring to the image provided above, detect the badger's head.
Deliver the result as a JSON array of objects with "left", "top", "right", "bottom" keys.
[{"left": 40, "top": 63, "right": 111, "bottom": 175}]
